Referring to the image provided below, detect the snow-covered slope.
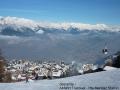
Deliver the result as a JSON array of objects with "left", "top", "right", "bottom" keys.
[{"left": 0, "top": 69, "right": 120, "bottom": 90}]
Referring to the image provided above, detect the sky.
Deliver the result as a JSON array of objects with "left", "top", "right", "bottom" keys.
[{"left": 0, "top": 0, "right": 120, "bottom": 24}]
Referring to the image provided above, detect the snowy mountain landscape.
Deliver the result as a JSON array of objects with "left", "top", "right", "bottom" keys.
[
  {"left": 0, "top": 0, "right": 120, "bottom": 90},
  {"left": 0, "top": 17, "right": 120, "bottom": 89},
  {"left": 0, "top": 69, "right": 120, "bottom": 90},
  {"left": 0, "top": 0, "right": 120, "bottom": 89},
  {"left": 0, "top": 16, "right": 120, "bottom": 64}
]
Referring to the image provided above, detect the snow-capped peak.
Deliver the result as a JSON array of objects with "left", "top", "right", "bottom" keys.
[
  {"left": 0, "top": 16, "right": 39, "bottom": 30},
  {"left": 0, "top": 16, "right": 120, "bottom": 35}
]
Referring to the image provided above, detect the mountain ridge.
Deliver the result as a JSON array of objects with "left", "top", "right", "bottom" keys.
[{"left": 0, "top": 16, "right": 120, "bottom": 36}]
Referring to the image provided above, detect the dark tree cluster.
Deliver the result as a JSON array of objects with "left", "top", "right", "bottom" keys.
[
  {"left": 0, "top": 49, "right": 12, "bottom": 82},
  {"left": 113, "top": 54, "right": 120, "bottom": 68}
]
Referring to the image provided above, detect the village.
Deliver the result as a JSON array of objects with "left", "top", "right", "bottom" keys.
[
  {"left": 0, "top": 49, "right": 119, "bottom": 83},
  {"left": 5, "top": 54, "right": 118, "bottom": 82}
]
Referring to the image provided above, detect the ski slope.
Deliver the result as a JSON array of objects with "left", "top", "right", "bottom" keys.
[{"left": 0, "top": 69, "right": 120, "bottom": 90}]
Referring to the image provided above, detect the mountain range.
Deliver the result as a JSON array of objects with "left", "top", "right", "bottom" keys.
[{"left": 0, "top": 16, "right": 120, "bottom": 64}]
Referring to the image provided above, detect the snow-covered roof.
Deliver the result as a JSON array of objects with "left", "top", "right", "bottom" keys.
[
  {"left": 52, "top": 70, "right": 62, "bottom": 77},
  {"left": 54, "top": 64, "right": 61, "bottom": 69},
  {"left": 10, "top": 69, "right": 16, "bottom": 72}
]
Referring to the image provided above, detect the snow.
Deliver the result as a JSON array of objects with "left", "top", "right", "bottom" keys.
[
  {"left": 36, "top": 30, "right": 44, "bottom": 34},
  {"left": 0, "top": 16, "right": 120, "bottom": 32},
  {"left": 103, "top": 66, "right": 117, "bottom": 71},
  {"left": 0, "top": 16, "right": 39, "bottom": 30},
  {"left": 0, "top": 69, "right": 120, "bottom": 90},
  {"left": 17, "top": 74, "right": 22, "bottom": 79},
  {"left": 52, "top": 70, "right": 62, "bottom": 77}
]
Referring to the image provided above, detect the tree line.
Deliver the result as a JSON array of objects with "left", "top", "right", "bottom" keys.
[{"left": 0, "top": 49, "right": 12, "bottom": 82}]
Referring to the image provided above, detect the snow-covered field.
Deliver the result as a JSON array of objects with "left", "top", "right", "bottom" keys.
[{"left": 0, "top": 69, "right": 120, "bottom": 90}]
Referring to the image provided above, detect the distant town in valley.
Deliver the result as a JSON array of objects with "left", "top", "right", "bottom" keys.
[{"left": 0, "top": 49, "right": 120, "bottom": 83}]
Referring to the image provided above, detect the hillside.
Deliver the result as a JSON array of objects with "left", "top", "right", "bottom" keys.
[{"left": 0, "top": 69, "right": 120, "bottom": 90}]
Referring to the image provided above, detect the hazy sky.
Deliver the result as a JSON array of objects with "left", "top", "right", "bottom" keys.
[{"left": 0, "top": 0, "right": 120, "bottom": 24}]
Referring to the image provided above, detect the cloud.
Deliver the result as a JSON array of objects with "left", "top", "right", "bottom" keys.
[
  {"left": 0, "top": 35, "right": 40, "bottom": 45},
  {"left": 0, "top": 35, "right": 20, "bottom": 44}
]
